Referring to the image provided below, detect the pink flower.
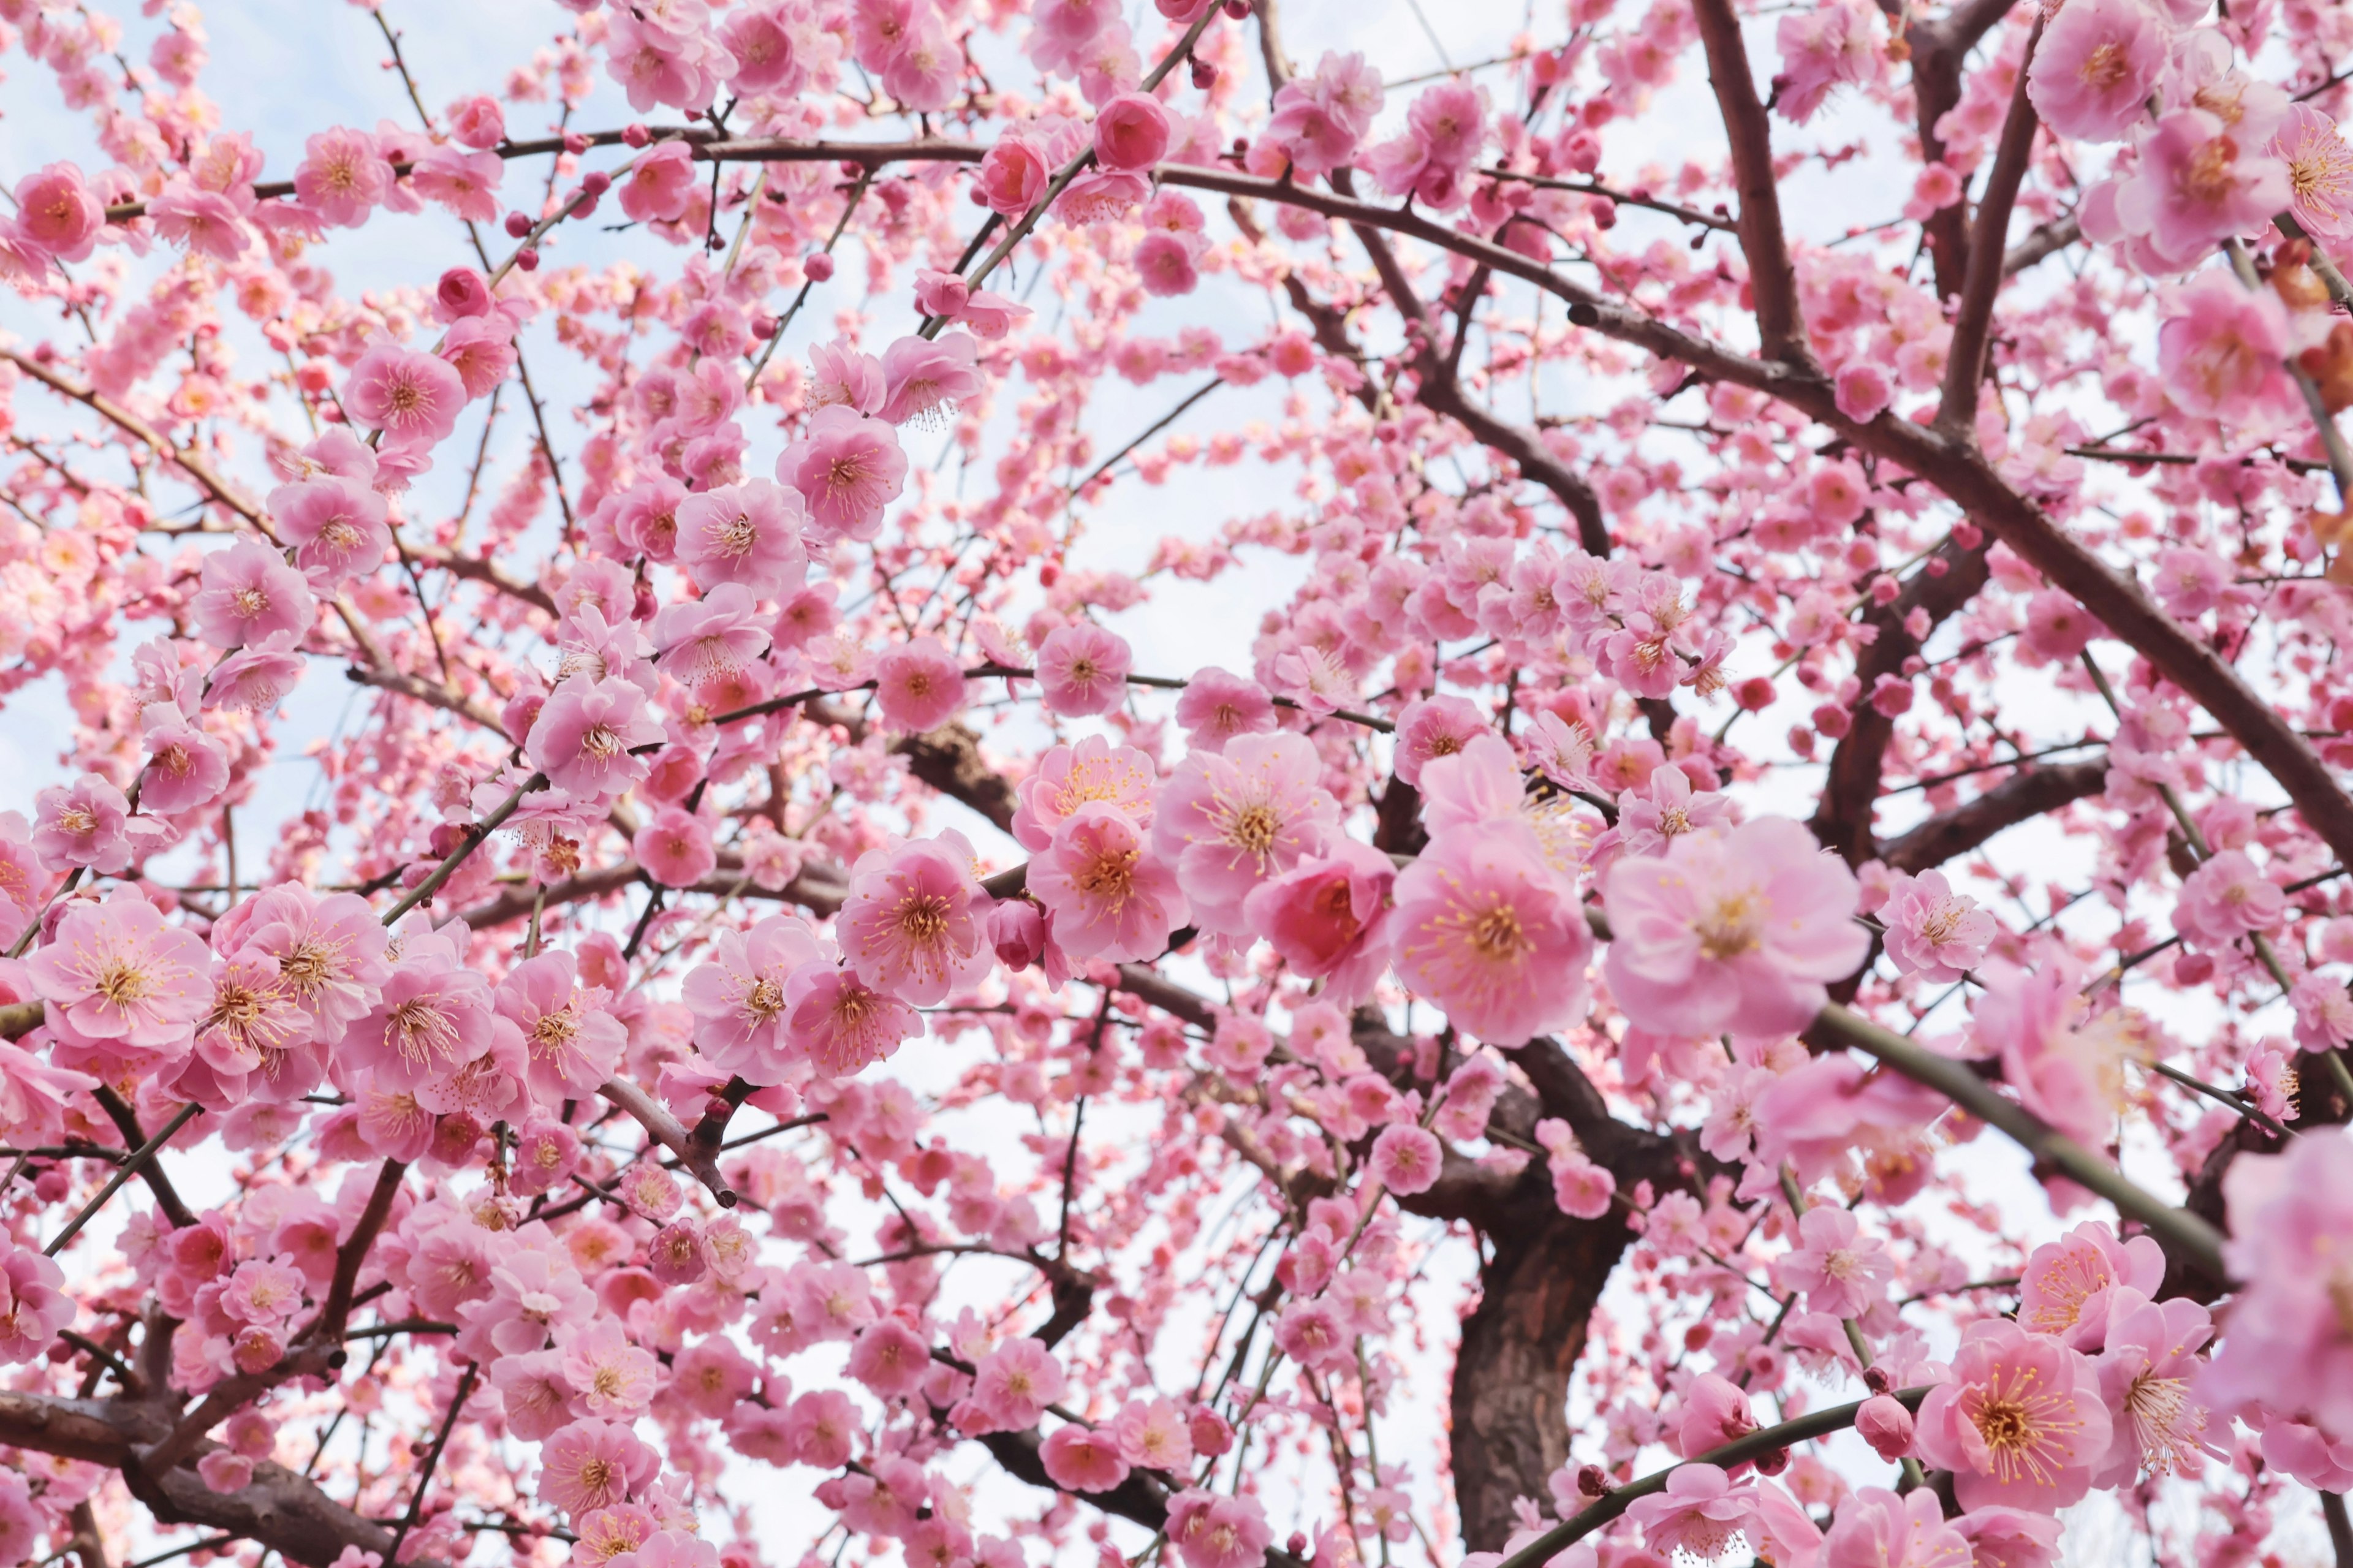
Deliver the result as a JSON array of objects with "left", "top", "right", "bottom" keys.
[
  {"left": 1368, "top": 1123, "right": 1442, "bottom": 1195},
  {"left": 2110, "top": 110, "right": 2292, "bottom": 270},
  {"left": 497, "top": 952, "right": 626, "bottom": 1105},
  {"left": 846, "top": 1317, "right": 931, "bottom": 1398},
  {"left": 1675, "top": 1373, "right": 1756, "bottom": 1458},
  {"left": 32, "top": 773, "right": 133, "bottom": 873},
  {"left": 438, "top": 313, "right": 517, "bottom": 401},
  {"left": 1093, "top": 93, "right": 1172, "bottom": 171},
  {"left": 636, "top": 807, "right": 718, "bottom": 888},
  {"left": 1392, "top": 695, "right": 1491, "bottom": 788},
  {"left": 410, "top": 146, "right": 505, "bottom": 222},
  {"left": 1393, "top": 818, "right": 1590, "bottom": 1045},
  {"left": 685, "top": 915, "right": 827, "bottom": 1083},
  {"left": 2275, "top": 104, "right": 2353, "bottom": 239},
  {"left": 447, "top": 94, "right": 506, "bottom": 149},
  {"left": 1135, "top": 232, "right": 1200, "bottom": 295},
  {"left": 2202, "top": 1131, "right": 2353, "bottom": 1444},
  {"left": 1770, "top": 1206, "right": 1892, "bottom": 1319},
  {"left": 140, "top": 708, "right": 231, "bottom": 816},
  {"left": 1968, "top": 960, "right": 2131, "bottom": 1146},
  {"left": 0, "top": 1244, "right": 75, "bottom": 1363},
  {"left": 959, "top": 1338, "right": 1067, "bottom": 1433},
  {"left": 1240, "top": 836, "right": 1398, "bottom": 1007},
  {"left": 1173, "top": 667, "right": 1277, "bottom": 752},
  {"left": 673, "top": 480, "right": 809, "bottom": 600},
  {"left": 879, "top": 333, "right": 983, "bottom": 427},
  {"left": 1856, "top": 1395, "right": 1917, "bottom": 1463},
  {"left": 724, "top": 4, "right": 799, "bottom": 91},
  {"left": 1151, "top": 732, "right": 1339, "bottom": 935},
  {"left": 1952, "top": 1509, "right": 2063, "bottom": 1568},
  {"left": 1032, "top": 804, "right": 1186, "bottom": 961},
  {"left": 345, "top": 941, "right": 494, "bottom": 1089},
  {"left": 1041, "top": 1423, "right": 1132, "bottom": 1493},
  {"left": 2091, "top": 1289, "right": 2215, "bottom": 1484},
  {"left": 1602, "top": 817, "right": 1868, "bottom": 1039},
  {"left": 2018, "top": 1221, "right": 2164, "bottom": 1347},
  {"left": 14, "top": 162, "right": 104, "bottom": 263},
  {"left": 1167, "top": 1491, "right": 1271, "bottom": 1568},
  {"left": 653, "top": 585, "right": 770, "bottom": 683},
  {"left": 1880, "top": 869, "right": 1996, "bottom": 982},
  {"left": 538, "top": 1420, "right": 657, "bottom": 1519},
  {"left": 295, "top": 127, "right": 392, "bottom": 227},
  {"left": 528, "top": 675, "right": 664, "bottom": 800},
  {"left": 271, "top": 478, "right": 390, "bottom": 584},
  {"left": 1112, "top": 1398, "right": 1195, "bottom": 1470},
  {"left": 619, "top": 142, "right": 699, "bottom": 224},
  {"left": 1624, "top": 1466, "right": 1762, "bottom": 1561},
  {"left": 2025, "top": 0, "right": 2168, "bottom": 143},
  {"left": 151, "top": 179, "right": 250, "bottom": 262},
  {"left": 344, "top": 345, "right": 466, "bottom": 449},
  {"left": 1774, "top": 0, "right": 1879, "bottom": 124},
  {"left": 977, "top": 136, "right": 1053, "bottom": 216},
  {"left": 874, "top": 636, "right": 968, "bottom": 733},
  {"left": 1915, "top": 1320, "right": 2112, "bottom": 1512},
  {"left": 1835, "top": 361, "right": 1893, "bottom": 423},
  {"left": 1035, "top": 623, "right": 1132, "bottom": 717},
  {"left": 2173, "top": 847, "right": 2286, "bottom": 948},
  {"left": 196, "top": 1450, "right": 254, "bottom": 1494},
  {"left": 839, "top": 833, "right": 990, "bottom": 1004},
  {"left": 2157, "top": 270, "right": 2291, "bottom": 421},
  {"left": 781, "top": 406, "right": 909, "bottom": 543},
  {"left": 1819, "top": 1487, "right": 1969, "bottom": 1568},
  {"left": 1012, "top": 735, "right": 1158, "bottom": 852},
  {"left": 28, "top": 892, "right": 213, "bottom": 1052},
  {"left": 192, "top": 539, "right": 315, "bottom": 649}
]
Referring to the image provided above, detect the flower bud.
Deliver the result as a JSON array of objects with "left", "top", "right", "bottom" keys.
[
  {"left": 988, "top": 898, "right": 1046, "bottom": 971},
  {"left": 1189, "top": 1406, "right": 1233, "bottom": 1458},
  {"left": 623, "top": 123, "right": 653, "bottom": 148},
  {"left": 434, "top": 265, "right": 492, "bottom": 321},
  {"left": 805, "top": 251, "right": 836, "bottom": 282},
  {"left": 503, "top": 210, "right": 534, "bottom": 238},
  {"left": 1576, "top": 1464, "right": 1613, "bottom": 1498},
  {"left": 1856, "top": 1393, "right": 1915, "bottom": 1462}
]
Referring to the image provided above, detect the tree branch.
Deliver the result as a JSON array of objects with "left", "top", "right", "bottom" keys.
[
  {"left": 1879, "top": 758, "right": 2109, "bottom": 873},
  {"left": 1938, "top": 21, "right": 2042, "bottom": 433},
  {"left": 1691, "top": 0, "right": 1809, "bottom": 361}
]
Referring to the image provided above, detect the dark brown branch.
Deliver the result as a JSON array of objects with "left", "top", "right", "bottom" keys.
[
  {"left": 1879, "top": 759, "right": 2109, "bottom": 873},
  {"left": 1938, "top": 20, "right": 2042, "bottom": 433},
  {"left": 1691, "top": 0, "right": 1809, "bottom": 361},
  {"left": 1904, "top": 0, "right": 2025, "bottom": 297}
]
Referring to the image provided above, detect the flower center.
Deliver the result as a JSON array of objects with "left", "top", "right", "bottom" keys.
[{"left": 2078, "top": 42, "right": 2128, "bottom": 89}]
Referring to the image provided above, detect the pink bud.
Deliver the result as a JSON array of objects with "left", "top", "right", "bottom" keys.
[
  {"left": 435, "top": 266, "right": 493, "bottom": 321},
  {"left": 1189, "top": 1406, "right": 1233, "bottom": 1457},
  {"left": 623, "top": 123, "right": 652, "bottom": 148},
  {"left": 805, "top": 251, "right": 836, "bottom": 282},
  {"left": 988, "top": 899, "right": 1046, "bottom": 971},
  {"left": 503, "top": 210, "right": 534, "bottom": 238},
  {"left": 1856, "top": 1393, "right": 1915, "bottom": 1462},
  {"left": 582, "top": 170, "right": 612, "bottom": 196}
]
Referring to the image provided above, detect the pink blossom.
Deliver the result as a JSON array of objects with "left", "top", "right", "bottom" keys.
[
  {"left": 781, "top": 406, "right": 908, "bottom": 543},
  {"left": 2201, "top": 1131, "right": 2353, "bottom": 1444},
  {"left": 2275, "top": 103, "right": 2353, "bottom": 238},
  {"left": 1624, "top": 1465, "right": 1763, "bottom": 1561},
  {"left": 1952, "top": 1509, "right": 2063, "bottom": 1568},
  {"left": 28, "top": 892, "right": 212, "bottom": 1052},
  {"left": 1770, "top": 1206, "right": 1892, "bottom": 1318},
  {"left": 874, "top": 636, "right": 969, "bottom": 733},
  {"left": 1602, "top": 817, "right": 1868, "bottom": 1039},
  {"left": 1167, "top": 1491, "right": 1272, "bottom": 1568},
  {"left": 620, "top": 142, "right": 699, "bottom": 224},
  {"left": 271, "top": 478, "right": 391, "bottom": 585},
  {"left": 344, "top": 942, "right": 494, "bottom": 1090},
  {"left": 2173, "top": 847, "right": 2286, "bottom": 947},
  {"left": 1135, "top": 232, "right": 1200, "bottom": 295},
  {"left": 447, "top": 94, "right": 506, "bottom": 148},
  {"left": 1032, "top": 803, "right": 1186, "bottom": 961},
  {"left": 1012, "top": 735, "right": 1158, "bottom": 852},
  {"left": 193, "top": 539, "right": 315, "bottom": 649},
  {"left": 344, "top": 345, "right": 466, "bottom": 449},
  {"left": 879, "top": 334, "right": 984, "bottom": 428},
  {"left": 2025, "top": 0, "right": 2168, "bottom": 143},
  {"left": 1775, "top": 0, "right": 1881, "bottom": 124},
  {"left": 2157, "top": 270, "right": 2291, "bottom": 420},
  {"left": 653, "top": 585, "right": 770, "bottom": 683},
  {"left": 1880, "top": 869, "right": 1996, "bottom": 982},
  {"left": 32, "top": 773, "right": 133, "bottom": 873},
  {"left": 528, "top": 675, "right": 664, "bottom": 800},
  {"left": 673, "top": 480, "right": 809, "bottom": 600},
  {"left": 295, "top": 127, "right": 392, "bottom": 227},
  {"left": 2110, "top": 110, "right": 2292, "bottom": 270},
  {"left": 1151, "top": 732, "right": 1338, "bottom": 934},
  {"left": 1093, "top": 93, "right": 1172, "bottom": 171},
  {"left": 959, "top": 1338, "right": 1067, "bottom": 1433},
  {"left": 1035, "top": 623, "right": 1132, "bottom": 717},
  {"left": 1819, "top": 1486, "right": 1968, "bottom": 1568},
  {"left": 1915, "top": 1320, "right": 2112, "bottom": 1512},
  {"left": 151, "top": 179, "right": 251, "bottom": 261},
  {"left": 1835, "top": 361, "right": 1893, "bottom": 423},
  {"left": 2091, "top": 1289, "right": 2214, "bottom": 1483},
  {"left": 140, "top": 708, "right": 232, "bottom": 816},
  {"left": 439, "top": 314, "right": 517, "bottom": 401},
  {"left": 846, "top": 1316, "right": 931, "bottom": 1398},
  {"left": 684, "top": 915, "right": 826, "bottom": 1083},
  {"left": 539, "top": 1419, "right": 657, "bottom": 1518},
  {"left": 1675, "top": 1373, "right": 1757, "bottom": 1458},
  {"left": 497, "top": 952, "right": 626, "bottom": 1105},
  {"left": 1173, "top": 667, "right": 1277, "bottom": 752},
  {"left": 2019, "top": 1221, "right": 2164, "bottom": 1348},
  {"left": 1392, "top": 695, "right": 1491, "bottom": 787},
  {"left": 1368, "top": 1123, "right": 1443, "bottom": 1195},
  {"left": 636, "top": 807, "right": 718, "bottom": 888},
  {"left": 977, "top": 137, "right": 1053, "bottom": 216},
  {"left": 13, "top": 162, "right": 104, "bottom": 262},
  {"left": 1856, "top": 1395, "right": 1917, "bottom": 1463},
  {"left": 1393, "top": 817, "right": 1590, "bottom": 1045},
  {"left": 1968, "top": 960, "right": 2132, "bottom": 1146},
  {"left": 0, "top": 1244, "right": 75, "bottom": 1363},
  {"left": 410, "top": 146, "right": 505, "bottom": 222},
  {"left": 1240, "top": 836, "right": 1398, "bottom": 1007},
  {"left": 1041, "top": 1422, "right": 1131, "bottom": 1492},
  {"left": 839, "top": 833, "right": 990, "bottom": 1004}
]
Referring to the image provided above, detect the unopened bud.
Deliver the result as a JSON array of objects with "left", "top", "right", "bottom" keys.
[
  {"left": 1751, "top": 1446, "right": 1790, "bottom": 1476},
  {"left": 503, "top": 210, "right": 534, "bottom": 238},
  {"left": 1576, "top": 1464, "right": 1613, "bottom": 1498},
  {"left": 623, "top": 123, "right": 653, "bottom": 148},
  {"left": 1856, "top": 1393, "right": 1915, "bottom": 1463}
]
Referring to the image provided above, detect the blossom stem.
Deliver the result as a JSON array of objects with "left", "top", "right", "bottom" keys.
[
  {"left": 377, "top": 772, "right": 545, "bottom": 926},
  {"left": 1486, "top": 1387, "right": 1933, "bottom": 1568},
  {"left": 42, "top": 1103, "right": 201, "bottom": 1257}
]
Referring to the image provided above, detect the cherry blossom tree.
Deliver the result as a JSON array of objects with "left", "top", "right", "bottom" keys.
[{"left": 2, "top": 0, "right": 2353, "bottom": 1564}]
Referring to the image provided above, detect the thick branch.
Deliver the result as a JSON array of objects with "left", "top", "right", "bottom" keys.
[
  {"left": 1938, "top": 23, "right": 2042, "bottom": 433},
  {"left": 1690, "top": 0, "right": 1808, "bottom": 360},
  {"left": 1879, "top": 758, "right": 2109, "bottom": 873}
]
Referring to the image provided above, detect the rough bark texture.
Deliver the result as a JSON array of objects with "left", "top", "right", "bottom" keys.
[{"left": 1452, "top": 1203, "right": 1629, "bottom": 1550}]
